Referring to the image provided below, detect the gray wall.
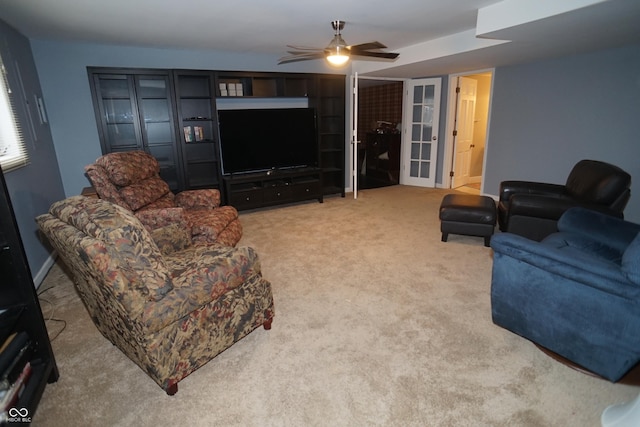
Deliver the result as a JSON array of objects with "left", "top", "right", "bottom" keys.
[
  {"left": 29, "top": 40, "right": 344, "bottom": 198},
  {"left": 485, "top": 43, "right": 640, "bottom": 222},
  {"left": 0, "top": 20, "right": 65, "bottom": 283}
]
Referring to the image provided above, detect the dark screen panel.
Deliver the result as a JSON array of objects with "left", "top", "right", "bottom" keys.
[{"left": 218, "top": 108, "right": 318, "bottom": 175}]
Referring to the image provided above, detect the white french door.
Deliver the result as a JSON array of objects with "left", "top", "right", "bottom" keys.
[
  {"left": 401, "top": 78, "right": 441, "bottom": 187},
  {"left": 350, "top": 73, "right": 359, "bottom": 199}
]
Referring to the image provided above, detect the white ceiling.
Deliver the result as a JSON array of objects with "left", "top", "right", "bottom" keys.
[{"left": 1, "top": 0, "right": 639, "bottom": 78}]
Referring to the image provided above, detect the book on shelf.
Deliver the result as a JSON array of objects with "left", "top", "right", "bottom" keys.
[
  {"left": 0, "top": 332, "right": 29, "bottom": 376},
  {"left": 0, "top": 345, "right": 32, "bottom": 392},
  {"left": 183, "top": 126, "right": 193, "bottom": 143},
  {"left": 0, "top": 361, "right": 32, "bottom": 414},
  {"left": 194, "top": 126, "right": 204, "bottom": 142},
  {"left": 0, "top": 332, "right": 32, "bottom": 393}
]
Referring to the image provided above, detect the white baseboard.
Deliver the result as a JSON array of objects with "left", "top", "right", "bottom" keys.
[{"left": 33, "top": 253, "right": 57, "bottom": 289}]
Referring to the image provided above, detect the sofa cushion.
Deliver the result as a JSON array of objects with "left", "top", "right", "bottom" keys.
[
  {"left": 622, "top": 233, "right": 640, "bottom": 285},
  {"left": 120, "top": 176, "right": 172, "bottom": 211},
  {"left": 95, "top": 150, "right": 160, "bottom": 187}
]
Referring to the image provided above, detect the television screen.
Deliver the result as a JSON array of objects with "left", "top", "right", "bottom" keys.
[{"left": 218, "top": 108, "right": 318, "bottom": 175}]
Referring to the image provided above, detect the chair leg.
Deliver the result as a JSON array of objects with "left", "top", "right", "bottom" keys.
[
  {"left": 441, "top": 232, "right": 448, "bottom": 242},
  {"left": 484, "top": 235, "right": 491, "bottom": 247},
  {"left": 165, "top": 382, "right": 178, "bottom": 396},
  {"left": 263, "top": 318, "right": 273, "bottom": 330}
]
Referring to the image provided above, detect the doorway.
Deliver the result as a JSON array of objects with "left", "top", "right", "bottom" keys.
[
  {"left": 445, "top": 71, "right": 493, "bottom": 195},
  {"left": 355, "top": 78, "right": 404, "bottom": 191}
]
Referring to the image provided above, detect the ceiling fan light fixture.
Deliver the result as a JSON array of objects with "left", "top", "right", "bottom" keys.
[
  {"left": 325, "top": 32, "right": 349, "bottom": 66},
  {"left": 326, "top": 47, "right": 349, "bottom": 66}
]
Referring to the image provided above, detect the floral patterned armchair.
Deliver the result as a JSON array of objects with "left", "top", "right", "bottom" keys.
[
  {"left": 36, "top": 195, "right": 274, "bottom": 395},
  {"left": 85, "top": 150, "right": 242, "bottom": 247}
]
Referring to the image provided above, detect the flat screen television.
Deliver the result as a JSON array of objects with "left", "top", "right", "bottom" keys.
[{"left": 218, "top": 107, "right": 318, "bottom": 175}]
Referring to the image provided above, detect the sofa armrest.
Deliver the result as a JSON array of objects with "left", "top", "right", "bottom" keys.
[
  {"left": 558, "top": 207, "right": 640, "bottom": 252},
  {"left": 140, "top": 245, "right": 259, "bottom": 332},
  {"left": 490, "top": 233, "right": 640, "bottom": 299},
  {"left": 499, "top": 180, "right": 566, "bottom": 203},
  {"left": 175, "top": 189, "right": 221, "bottom": 209}
]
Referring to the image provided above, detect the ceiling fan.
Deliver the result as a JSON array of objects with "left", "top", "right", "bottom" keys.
[{"left": 278, "top": 20, "right": 399, "bottom": 66}]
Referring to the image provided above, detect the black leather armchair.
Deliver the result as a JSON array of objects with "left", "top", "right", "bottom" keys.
[{"left": 498, "top": 159, "right": 631, "bottom": 241}]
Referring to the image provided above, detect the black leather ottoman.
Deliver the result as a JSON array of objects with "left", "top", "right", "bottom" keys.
[{"left": 439, "top": 194, "right": 497, "bottom": 247}]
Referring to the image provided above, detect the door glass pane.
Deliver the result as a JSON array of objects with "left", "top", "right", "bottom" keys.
[
  {"left": 141, "top": 99, "right": 170, "bottom": 122},
  {"left": 410, "top": 161, "right": 419, "bottom": 177},
  {"left": 422, "top": 105, "right": 433, "bottom": 125},
  {"left": 413, "top": 86, "right": 423, "bottom": 103},
  {"left": 421, "top": 143, "right": 431, "bottom": 160},
  {"left": 146, "top": 123, "right": 172, "bottom": 144},
  {"left": 138, "top": 79, "right": 167, "bottom": 97},
  {"left": 412, "top": 124, "right": 421, "bottom": 141},
  {"left": 99, "top": 78, "right": 129, "bottom": 98},
  {"left": 411, "top": 142, "right": 420, "bottom": 159},
  {"left": 422, "top": 126, "right": 432, "bottom": 141},
  {"left": 420, "top": 162, "right": 430, "bottom": 178},
  {"left": 106, "top": 124, "right": 137, "bottom": 147},
  {"left": 424, "top": 85, "right": 434, "bottom": 103},
  {"left": 103, "top": 99, "right": 133, "bottom": 123},
  {"left": 412, "top": 105, "right": 422, "bottom": 123}
]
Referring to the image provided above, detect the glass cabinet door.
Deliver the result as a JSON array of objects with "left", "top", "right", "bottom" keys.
[
  {"left": 134, "top": 75, "right": 182, "bottom": 191},
  {"left": 89, "top": 70, "right": 183, "bottom": 191},
  {"left": 93, "top": 75, "right": 142, "bottom": 151}
]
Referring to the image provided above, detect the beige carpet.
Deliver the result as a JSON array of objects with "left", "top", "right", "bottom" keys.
[{"left": 34, "top": 186, "right": 638, "bottom": 426}]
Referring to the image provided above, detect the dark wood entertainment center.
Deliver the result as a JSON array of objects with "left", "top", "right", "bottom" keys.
[
  {"left": 224, "top": 167, "right": 323, "bottom": 211},
  {"left": 88, "top": 68, "right": 346, "bottom": 210}
]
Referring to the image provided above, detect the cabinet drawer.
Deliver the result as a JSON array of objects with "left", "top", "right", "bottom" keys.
[
  {"left": 263, "top": 186, "right": 292, "bottom": 203},
  {"left": 230, "top": 189, "right": 263, "bottom": 209},
  {"left": 291, "top": 180, "right": 321, "bottom": 199}
]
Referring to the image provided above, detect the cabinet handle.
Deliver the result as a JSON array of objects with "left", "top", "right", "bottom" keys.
[{"left": 246, "top": 197, "right": 250, "bottom": 201}]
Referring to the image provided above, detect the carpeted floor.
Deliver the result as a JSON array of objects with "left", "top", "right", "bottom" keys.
[{"left": 34, "top": 186, "right": 638, "bottom": 426}]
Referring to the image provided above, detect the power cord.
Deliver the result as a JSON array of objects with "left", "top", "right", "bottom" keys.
[{"left": 37, "top": 286, "right": 67, "bottom": 342}]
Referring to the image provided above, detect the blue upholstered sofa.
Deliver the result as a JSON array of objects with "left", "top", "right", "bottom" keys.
[{"left": 490, "top": 207, "right": 640, "bottom": 381}]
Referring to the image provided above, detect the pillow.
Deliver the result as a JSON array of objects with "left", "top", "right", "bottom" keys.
[{"left": 621, "top": 233, "right": 640, "bottom": 285}]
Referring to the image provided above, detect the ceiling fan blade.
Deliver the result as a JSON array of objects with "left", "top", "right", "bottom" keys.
[
  {"left": 278, "top": 52, "right": 326, "bottom": 64},
  {"left": 287, "top": 50, "right": 320, "bottom": 55},
  {"left": 351, "top": 51, "right": 399, "bottom": 60},
  {"left": 348, "top": 41, "right": 387, "bottom": 51},
  {"left": 286, "top": 44, "right": 324, "bottom": 51}
]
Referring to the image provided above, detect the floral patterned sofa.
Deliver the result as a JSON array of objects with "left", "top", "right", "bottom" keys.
[
  {"left": 36, "top": 195, "right": 274, "bottom": 395},
  {"left": 85, "top": 150, "right": 242, "bottom": 247}
]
